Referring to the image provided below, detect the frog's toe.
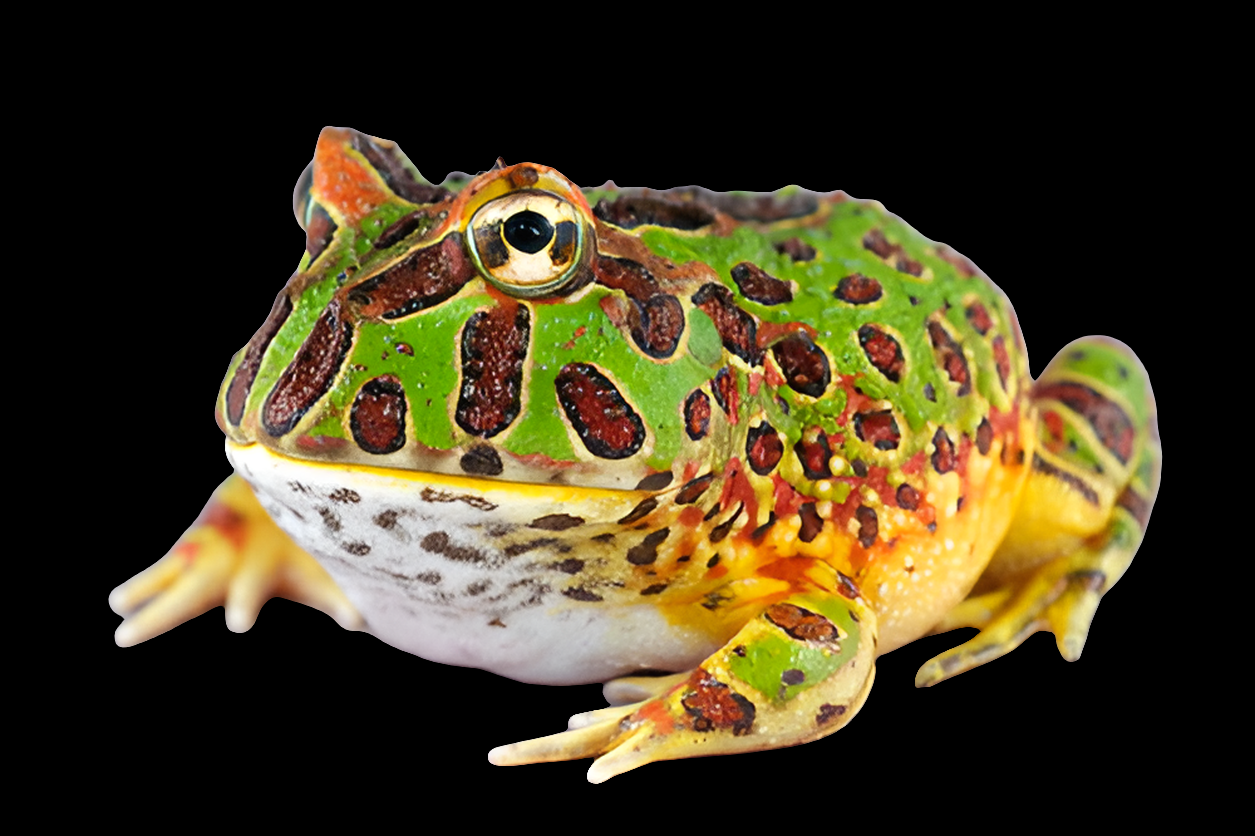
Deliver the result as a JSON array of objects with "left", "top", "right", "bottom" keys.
[
  {"left": 602, "top": 671, "right": 690, "bottom": 705},
  {"left": 488, "top": 717, "right": 628, "bottom": 770},
  {"left": 915, "top": 557, "right": 1101, "bottom": 687},
  {"left": 113, "top": 545, "right": 234, "bottom": 647}
]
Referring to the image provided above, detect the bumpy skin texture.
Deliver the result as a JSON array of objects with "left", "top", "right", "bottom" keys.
[{"left": 114, "top": 127, "right": 1160, "bottom": 782}]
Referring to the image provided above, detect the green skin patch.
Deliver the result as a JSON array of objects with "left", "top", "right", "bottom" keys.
[{"left": 728, "top": 595, "right": 862, "bottom": 702}]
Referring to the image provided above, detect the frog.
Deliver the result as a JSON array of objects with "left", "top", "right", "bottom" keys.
[{"left": 110, "top": 127, "right": 1160, "bottom": 782}]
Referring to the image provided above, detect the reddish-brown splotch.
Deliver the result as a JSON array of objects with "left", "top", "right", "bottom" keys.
[
  {"left": 351, "top": 375, "right": 408, "bottom": 454},
  {"left": 775, "top": 237, "right": 817, "bottom": 262},
  {"left": 798, "top": 502, "right": 824, "bottom": 543},
  {"left": 896, "top": 483, "right": 920, "bottom": 510},
  {"left": 932, "top": 427, "right": 956, "bottom": 473},
  {"left": 834, "top": 273, "right": 882, "bottom": 304},
  {"left": 794, "top": 429, "right": 833, "bottom": 480},
  {"left": 965, "top": 301, "right": 993, "bottom": 335},
  {"left": 593, "top": 256, "right": 684, "bottom": 358},
  {"left": 347, "top": 234, "right": 474, "bottom": 319},
  {"left": 693, "top": 283, "right": 762, "bottom": 364},
  {"left": 746, "top": 422, "right": 784, "bottom": 475},
  {"left": 858, "top": 325, "right": 905, "bottom": 382},
  {"left": 771, "top": 333, "right": 831, "bottom": 397},
  {"left": 853, "top": 410, "right": 901, "bottom": 450},
  {"left": 676, "top": 473, "right": 716, "bottom": 505},
  {"left": 712, "top": 366, "right": 739, "bottom": 422},
  {"left": 456, "top": 303, "right": 530, "bottom": 438},
  {"left": 684, "top": 389, "right": 711, "bottom": 440},
  {"left": 555, "top": 363, "right": 645, "bottom": 459},
  {"left": 1042, "top": 409, "right": 1066, "bottom": 454},
  {"left": 765, "top": 603, "right": 840, "bottom": 642},
  {"left": 681, "top": 670, "right": 755, "bottom": 735},
  {"left": 227, "top": 290, "right": 292, "bottom": 426},
  {"left": 928, "top": 321, "right": 971, "bottom": 396},
  {"left": 731, "top": 262, "right": 793, "bottom": 305},
  {"left": 262, "top": 299, "right": 352, "bottom": 437},
  {"left": 306, "top": 204, "right": 337, "bottom": 262},
  {"left": 855, "top": 506, "right": 878, "bottom": 548},
  {"left": 594, "top": 195, "right": 716, "bottom": 230},
  {"left": 976, "top": 417, "right": 994, "bottom": 455},
  {"left": 992, "top": 335, "right": 1011, "bottom": 391},
  {"left": 1034, "top": 382, "right": 1135, "bottom": 464},
  {"left": 772, "top": 475, "right": 806, "bottom": 519},
  {"left": 862, "top": 229, "right": 922, "bottom": 275}
]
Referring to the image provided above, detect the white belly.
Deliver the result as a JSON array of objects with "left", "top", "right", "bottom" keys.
[{"left": 229, "top": 442, "right": 718, "bottom": 684}]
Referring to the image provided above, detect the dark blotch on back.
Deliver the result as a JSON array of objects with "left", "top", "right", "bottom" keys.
[
  {"left": 676, "top": 474, "right": 716, "bottom": 505},
  {"left": 775, "top": 238, "right": 816, "bottom": 262},
  {"left": 746, "top": 422, "right": 784, "bottom": 476},
  {"left": 347, "top": 234, "right": 474, "bottom": 319},
  {"left": 461, "top": 445, "right": 503, "bottom": 476},
  {"left": 858, "top": 325, "right": 904, "bottom": 383},
  {"left": 684, "top": 389, "right": 711, "bottom": 440},
  {"left": 530, "top": 514, "right": 585, "bottom": 531},
  {"left": 636, "top": 472, "right": 674, "bottom": 491},
  {"left": 351, "top": 376, "right": 408, "bottom": 454},
  {"left": 731, "top": 262, "right": 792, "bottom": 305},
  {"left": 896, "top": 483, "right": 919, "bottom": 510},
  {"left": 619, "top": 497, "right": 658, "bottom": 525},
  {"left": 262, "top": 299, "right": 352, "bottom": 437},
  {"left": 692, "top": 283, "right": 762, "bottom": 364},
  {"left": 374, "top": 211, "right": 424, "bottom": 249},
  {"left": 456, "top": 303, "right": 530, "bottom": 438},
  {"left": 976, "top": 418, "right": 993, "bottom": 455},
  {"left": 966, "top": 302, "right": 993, "bottom": 335},
  {"left": 853, "top": 410, "right": 901, "bottom": 450},
  {"left": 227, "top": 290, "right": 292, "bottom": 426},
  {"left": 927, "top": 321, "right": 971, "bottom": 396},
  {"left": 593, "top": 195, "right": 715, "bottom": 230},
  {"left": 772, "top": 333, "right": 831, "bottom": 398},
  {"left": 834, "top": 274, "right": 883, "bottom": 304},
  {"left": 556, "top": 363, "right": 645, "bottom": 459},
  {"left": 795, "top": 430, "right": 833, "bottom": 480},
  {"left": 712, "top": 367, "right": 739, "bottom": 417}
]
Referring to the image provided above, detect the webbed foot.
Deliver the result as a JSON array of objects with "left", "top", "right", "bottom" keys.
[
  {"left": 490, "top": 573, "right": 877, "bottom": 782},
  {"left": 110, "top": 474, "right": 361, "bottom": 646}
]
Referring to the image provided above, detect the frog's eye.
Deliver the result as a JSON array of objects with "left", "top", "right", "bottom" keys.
[{"left": 468, "top": 191, "right": 585, "bottom": 297}]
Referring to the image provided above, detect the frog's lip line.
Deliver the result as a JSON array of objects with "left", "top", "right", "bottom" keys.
[{"left": 225, "top": 439, "right": 656, "bottom": 501}]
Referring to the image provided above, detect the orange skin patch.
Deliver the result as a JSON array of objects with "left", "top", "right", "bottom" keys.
[{"left": 313, "top": 129, "right": 393, "bottom": 225}]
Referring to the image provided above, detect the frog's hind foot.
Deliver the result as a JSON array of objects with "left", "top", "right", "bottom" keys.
[
  {"left": 917, "top": 336, "right": 1160, "bottom": 687},
  {"left": 110, "top": 474, "right": 362, "bottom": 646},
  {"left": 490, "top": 570, "right": 877, "bottom": 782}
]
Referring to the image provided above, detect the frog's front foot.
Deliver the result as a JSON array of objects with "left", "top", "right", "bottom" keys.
[
  {"left": 110, "top": 474, "right": 362, "bottom": 646},
  {"left": 490, "top": 579, "right": 878, "bottom": 782}
]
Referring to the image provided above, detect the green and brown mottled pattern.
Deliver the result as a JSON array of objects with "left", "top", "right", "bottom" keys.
[{"left": 218, "top": 129, "right": 1030, "bottom": 498}]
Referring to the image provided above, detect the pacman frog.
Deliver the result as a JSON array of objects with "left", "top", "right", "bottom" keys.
[{"left": 110, "top": 127, "right": 1161, "bottom": 782}]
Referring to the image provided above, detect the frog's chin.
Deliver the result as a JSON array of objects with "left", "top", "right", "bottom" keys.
[{"left": 226, "top": 440, "right": 715, "bottom": 684}]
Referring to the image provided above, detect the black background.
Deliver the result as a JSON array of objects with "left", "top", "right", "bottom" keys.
[{"left": 85, "top": 99, "right": 1176, "bottom": 803}]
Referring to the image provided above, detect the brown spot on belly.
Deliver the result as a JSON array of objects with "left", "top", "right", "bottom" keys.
[
  {"left": 932, "top": 427, "right": 956, "bottom": 473},
  {"left": 976, "top": 417, "right": 993, "bottom": 455},
  {"left": 618, "top": 497, "right": 658, "bottom": 525},
  {"left": 676, "top": 474, "right": 716, "bottom": 505},
  {"left": 627, "top": 528, "right": 670, "bottom": 565},
  {"left": 896, "top": 483, "right": 919, "bottom": 510},
  {"left": 529, "top": 514, "right": 585, "bottom": 531},
  {"left": 798, "top": 502, "right": 824, "bottom": 542},
  {"left": 855, "top": 506, "right": 878, "bottom": 548},
  {"left": 460, "top": 445, "right": 503, "bottom": 476},
  {"left": 710, "top": 503, "right": 743, "bottom": 543}
]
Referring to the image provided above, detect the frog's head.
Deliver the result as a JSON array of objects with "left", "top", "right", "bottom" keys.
[{"left": 216, "top": 127, "right": 767, "bottom": 491}]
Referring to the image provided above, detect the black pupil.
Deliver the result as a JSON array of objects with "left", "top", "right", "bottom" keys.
[{"left": 503, "top": 210, "right": 554, "bottom": 254}]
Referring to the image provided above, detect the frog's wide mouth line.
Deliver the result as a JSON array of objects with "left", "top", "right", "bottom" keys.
[{"left": 225, "top": 439, "right": 653, "bottom": 502}]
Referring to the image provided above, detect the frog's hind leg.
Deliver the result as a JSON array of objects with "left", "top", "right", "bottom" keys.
[
  {"left": 917, "top": 336, "right": 1160, "bottom": 686},
  {"left": 489, "top": 562, "right": 878, "bottom": 783},
  {"left": 110, "top": 474, "right": 362, "bottom": 646}
]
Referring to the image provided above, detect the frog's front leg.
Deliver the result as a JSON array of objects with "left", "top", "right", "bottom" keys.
[
  {"left": 917, "top": 336, "right": 1160, "bottom": 685},
  {"left": 490, "top": 564, "right": 877, "bottom": 783},
  {"left": 110, "top": 474, "right": 362, "bottom": 646}
]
